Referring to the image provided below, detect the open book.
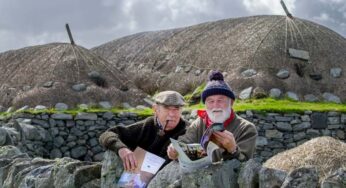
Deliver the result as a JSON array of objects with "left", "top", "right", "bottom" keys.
[
  {"left": 170, "top": 138, "right": 224, "bottom": 173},
  {"left": 117, "top": 147, "right": 165, "bottom": 188}
]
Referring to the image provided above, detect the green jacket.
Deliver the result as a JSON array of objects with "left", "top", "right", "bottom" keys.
[
  {"left": 99, "top": 116, "right": 188, "bottom": 159},
  {"left": 178, "top": 114, "right": 257, "bottom": 161}
]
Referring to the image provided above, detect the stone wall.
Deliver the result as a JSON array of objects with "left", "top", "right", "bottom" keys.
[{"left": 1, "top": 110, "right": 345, "bottom": 162}]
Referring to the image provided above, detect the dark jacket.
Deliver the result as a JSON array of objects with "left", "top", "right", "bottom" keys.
[{"left": 99, "top": 116, "right": 188, "bottom": 160}]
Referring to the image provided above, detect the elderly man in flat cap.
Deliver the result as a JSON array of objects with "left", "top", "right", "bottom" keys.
[{"left": 99, "top": 90, "right": 188, "bottom": 172}]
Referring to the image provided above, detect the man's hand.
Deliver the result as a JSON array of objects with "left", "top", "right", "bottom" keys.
[
  {"left": 212, "top": 130, "right": 237, "bottom": 153},
  {"left": 167, "top": 143, "right": 178, "bottom": 160},
  {"left": 118, "top": 148, "right": 138, "bottom": 171}
]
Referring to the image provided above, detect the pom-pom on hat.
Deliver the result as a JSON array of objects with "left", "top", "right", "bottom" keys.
[{"left": 201, "top": 70, "right": 235, "bottom": 103}]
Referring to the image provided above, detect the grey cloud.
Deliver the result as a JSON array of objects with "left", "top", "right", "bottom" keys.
[{"left": 0, "top": 0, "right": 345, "bottom": 53}]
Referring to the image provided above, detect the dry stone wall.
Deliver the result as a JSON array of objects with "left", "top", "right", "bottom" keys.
[{"left": 1, "top": 110, "right": 345, "bottom": 162}]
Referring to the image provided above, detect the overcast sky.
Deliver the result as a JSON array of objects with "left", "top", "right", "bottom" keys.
[{"left": 0, "top": 0, "right": 345, "bottom": 53}]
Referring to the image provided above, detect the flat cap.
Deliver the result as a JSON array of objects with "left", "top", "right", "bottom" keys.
[{"left": 153, "top": 91, "right": 185, "bottom": 106}]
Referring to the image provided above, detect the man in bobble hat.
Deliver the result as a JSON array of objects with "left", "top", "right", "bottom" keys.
[
  {"left": 167, "top": 71, "right": 257, "bottom": 162},
  {"left": 99, "top": 90, "right": 189, "bottom": 172}
]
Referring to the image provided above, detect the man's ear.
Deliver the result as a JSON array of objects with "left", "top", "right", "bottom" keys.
[{"left": 230, "top": 99, "right": 234, "bottom": 107}]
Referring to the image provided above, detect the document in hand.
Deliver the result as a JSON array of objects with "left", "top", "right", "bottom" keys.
[
  {"left": 117, "top": 147, "right": 165, "bottom": 188},
  {"left": 170, "top": 138, "right": 224, "bottom": 173}
]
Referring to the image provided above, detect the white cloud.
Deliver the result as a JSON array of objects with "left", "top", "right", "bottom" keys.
[
  {"left": 243, "top": 0, "right": 296, "bottom": 15},
  {"left": 313, "top": 12, "right": 336, "bottom": 23}
]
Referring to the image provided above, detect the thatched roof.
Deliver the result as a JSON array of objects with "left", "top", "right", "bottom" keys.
[
  {"left": 0, "top": 43, "right": 146, "bottom": 108},
  {"left": 263, "top": 136, "right": 346, "bottom": 180},
  {"left": 92, "top": 15, "right": 346, "bottom": 101}
]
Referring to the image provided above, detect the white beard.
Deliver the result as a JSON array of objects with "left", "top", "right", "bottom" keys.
[{"left": 206, "top": 107, "right": 231, "bottom": 123}]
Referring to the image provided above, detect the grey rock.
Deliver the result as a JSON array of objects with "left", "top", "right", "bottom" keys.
[
  {"left": 72, "top": 83, "right": 87, "bottom": 92},
  {"left": 75, "top": 112, "right": 98, "bottom": 120},
  {"left": 101, "top": 150, "right": 124, "bottom": 188},
  {"left": 311, "top": 112, "right": 327, "bottom": 129},
  {"left": 256, "top": 136, "right": 268, "bottom": 147},
  {"left": 54, "top": 136, "right": 65, "bottom": 147},
  {"left": 306, "top": 129, "right": 320, "bottom": 137},
  {"left": 52, "top": 113, "right": 73, "bottom": 120},
  {"left": 293, "top": 132, "right": 306, "bottom": 141},
  {"left": 55, "top": 103, "right": 68, "bottom": 111},
  {"left": 341, "top": 114, "right": 346, "bottom": 124},
  {"left": 88, "top": 138, "right": 99, "bottom": 147},
  {"left": 78, "top": 104, "right": 89, "bottom": 109},
  {"left": 239, "top": 87, "right": 253, "bottom": 100},
  {"left": 0, "top": 145, "right": 23, "bottom": 158},
  {"left": 304, "top": 94, "right": 318, "bottom": 102},
  {"left": 275, "top": 122, "right": 292, "bottom": 132},
  {"left": 330, "top": 67, "right": 342, "bottom": 78},
  {"left": 0, "top": 127, "right": 13, "bottom": 146},
  {"left": 276, "top": 69, "right": 290, "bottom": 79},
  {"left": 93, "top": 152, "right": 104, "bottom": 162},
  {"left": 288, "top": 48, "right": 310, "bottom": 60},
  {"left": 259, "top": 167, "right": 287, "bottom": 188},
  {"left": 182, "top": 159, "right": 241, "bottom": 188},
  {"left": 16, "top": 105, "right": 29, "bottom": 112},
  {"left": 22, "top": 85, "right": 31, "bottom": 91},
  {"left": 293, "top": 122, "right": 311, "bottom": 131},
  {"left": 102, "top": 112, "right": 114, "bottom": 120},
  {"left": 301, "top": 115, "right": 310, "bottom": 122},
  {"left": 66, "top": 120, "right": 75, "bottom": 127},
  {"left": 122, "top": 102, "right": 133, "bottom": 109},
  {"left": 71, "top": 146, "right": 88, "bottom": 158},
  {"left": 286, "top": 91, "right": 299, "bottom": 101},
  {"left": 35, "top": 105, "right": 47, "bottom": 111},
  {"left": 136, "top": 105, "right": 148, "bottom": 110},
  {"left": 50, "top": 148, "right": 62, "bottom": 159},
  {"left": 238, "top": 159, "right": 262, "bottom": 188},
  {"left": 336, "top": 130, "right": 345, "bottom": 139},
  {"left": 241, "top": 69, "right": 257, "bottom": 77},
  {"left": 328, "top": 124, "right": 341, "bottom": 129},
  {"left": 328, "top": 111, "right": 340, "bottom": 116},
  {"left": 265, "top": 130, "right": 283, "bottom": 139},
  {"left": 52, "top": 157, "right": 101, "bottom": 188},
  {"left": 43, "top": 81, "right": 54, "bottom": 88},
  {"left": 281, "top": 166, "right": 318, "bottom": 188},
  {"left": 32, "top": 119, "right": 50, "bottom": 128},
  {"left": 99, "top": 101, "right": 112, "bottom": 109},
  {"left": 275, "top": 116, "right": 293, "bottom": 122},
  {"left": 328, "top": 117, "right": 340, "bottom": 125},
  {"left": 88, "top": 70, "right": 101, "bottom": 78},
  {"left": 6, "top": 106, "right": 14, "bottom": 113},
  {"left": 322, "top": 92, "right": 341, "bottom": 103}
]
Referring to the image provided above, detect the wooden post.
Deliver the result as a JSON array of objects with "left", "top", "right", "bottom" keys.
[
  {"left": 280, "top": 0, "right": 293, "bottom": 19},
  {"left": 65, "top": 23, "right": 75, "bottom": 45}
]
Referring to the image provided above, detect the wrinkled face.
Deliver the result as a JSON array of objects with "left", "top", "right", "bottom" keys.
[
  {"left": 205, "top": 95, "right": 233, "bottom": 123},
  {"left": 153, "top": 104, "right": 182, "bottom": 131}
]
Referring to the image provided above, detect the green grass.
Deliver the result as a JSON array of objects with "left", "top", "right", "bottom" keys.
[
  {"left": 187, "top": 98, "right": 346, "bottom": 114},
  {"left": 0, "top": 98, "right": 345, "bottom": 119}
]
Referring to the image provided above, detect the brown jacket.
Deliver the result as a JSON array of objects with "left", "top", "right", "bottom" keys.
[{"left": 178, "top": 114, "right": 257, "bottom": 161}]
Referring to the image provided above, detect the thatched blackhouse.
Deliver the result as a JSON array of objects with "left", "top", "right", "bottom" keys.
[
  {"left": 0, "top": 43, "right": 146, "bottom": 108},
  {"left": 92, "top": 15, "right": 346, "bottom": 102}
]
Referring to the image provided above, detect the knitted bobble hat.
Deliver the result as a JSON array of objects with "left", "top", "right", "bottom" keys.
[{"left": 201, "top": 70, "right": 235, "bottom": 103}]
